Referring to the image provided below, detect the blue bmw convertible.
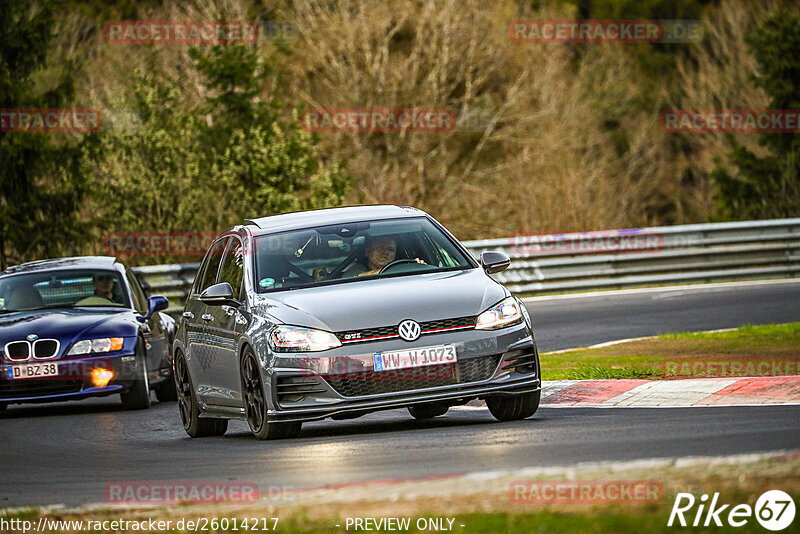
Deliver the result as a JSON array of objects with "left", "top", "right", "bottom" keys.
[{"left": 0, "top": 256, "right": 175, "bottom": 410}]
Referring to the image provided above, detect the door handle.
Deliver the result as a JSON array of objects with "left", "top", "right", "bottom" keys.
[
  {"left": 201, "top": 314, "right": 214, "bottom": 322},
  {"left": 183, "top": 311, "right": 194, "bottom": 319}
]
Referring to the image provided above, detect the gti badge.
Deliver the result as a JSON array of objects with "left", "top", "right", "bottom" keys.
[
  {"left": 398, "top": 320, "right": 421, "bottom": 342},
  {"left": 26, "top": 334, "right": 39, "bottom": 342}
]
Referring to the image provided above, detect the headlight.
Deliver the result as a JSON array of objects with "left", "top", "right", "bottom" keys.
[
  {"left": 270, "top": 326, "right": 341, "bottom": 352},
  {"left": 67, "top": 337, "right": 124, "bottom": 355},
  {"left": 475, "top": 297, "right": 523, "bottom": 330}
]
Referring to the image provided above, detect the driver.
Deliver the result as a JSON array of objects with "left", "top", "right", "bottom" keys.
[
  {"left": 343, "top": 236, "right": 424, "bottom": 278},
  {"left": 76, "top": 273, "right": 121, "bottom": 305},
  {"left": 91, "top": 273, "right": 116, "bottom": 300}
]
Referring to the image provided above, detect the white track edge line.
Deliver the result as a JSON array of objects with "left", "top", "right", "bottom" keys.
[{"left": 522, "top": 278, "right": 800, "bottom": 302}]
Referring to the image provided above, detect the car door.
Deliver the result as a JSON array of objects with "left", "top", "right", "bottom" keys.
[
  {"left": 203, "top": 237, "right": 247, "bottom": 407},
  {"left": 185, "top": 238, "right": 228, "bottom": 403},
  {"left": 125, "top": 268, "right": 168, "bottom": 384}
]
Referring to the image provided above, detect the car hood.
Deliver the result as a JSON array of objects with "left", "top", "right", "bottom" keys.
[
  {"left": 253, "top": 268, "right": 508, "bottom": 332},
  {"left": 0, "top": 309, "right": 139, "bottom": 356}
]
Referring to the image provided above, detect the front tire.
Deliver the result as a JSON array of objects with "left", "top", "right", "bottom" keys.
[
  {"left": 175, "top": 351, "right": 228, "bottom": 437},
  {"left": 120, "top": 340, "right": 151, "bottom": 410},
  {"left": 486, "top": 390, "right": 540, "bottom": 421},
  {"left": 241, "top": 349, "right": 301, "bottom": 440}
]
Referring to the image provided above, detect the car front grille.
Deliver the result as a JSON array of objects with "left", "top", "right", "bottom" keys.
[
  {"left": 275, "top": 375, "right": 328, "bottom": 406},
  {"left": 336, "top": 316, "right": 476, "bottom": 344},
  {"left": 500, "top": 347, "right": 538, "bottom": 375},
  {"left": 4, "top": 341, "right": 30, "bottom": 361},
  {"left": 3, "top": 339, "right": 60, "bottom": 361},
  {"left": 323, "top": 354, "right": 501, "bottom": 397},
  {"left": 33, "top": 339, "right": 59, "bottom": 359},
  {"left": 0, "top": 379, "right": 82, "bottom": 399}
]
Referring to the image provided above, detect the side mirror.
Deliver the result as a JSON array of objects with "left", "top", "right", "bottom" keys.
[
  {"left": 199, "top": 282, "right": 239, "bottom": 307},
  {"left": 138, "top": 295, "right": 169, "bottom": 323},
  {"left": 480, "top": 251, "right": 511, "bottom": 274}
]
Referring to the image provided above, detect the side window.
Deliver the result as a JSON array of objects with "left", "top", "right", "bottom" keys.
[
  {"left": 197, "top": 238, "right": 228, "bottom": 294},
  {"left": 125, "top": 269, "right": 148, "bottom": 315},
  {"left": 218, "top": 239, "right": 245, "bottom": 301}
]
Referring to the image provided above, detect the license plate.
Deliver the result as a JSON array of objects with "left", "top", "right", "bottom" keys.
[
  {"left": 4, "top": 362, "right": 60, "bottom": 380},
  {"left": 373, "top": 345, "right": 457, "bottom": 372}
]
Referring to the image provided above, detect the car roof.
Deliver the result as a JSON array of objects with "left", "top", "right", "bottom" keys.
[
  {"left": 0, "top": 256, "right": 120, "bottom": 277},
  {"left": 244, "top": 205, "right": 427, "bottom": 235}
]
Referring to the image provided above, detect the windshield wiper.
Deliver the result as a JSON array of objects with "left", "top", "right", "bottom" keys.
[{"left": 1, "top": 304, "right": 79, "bottom": 312}]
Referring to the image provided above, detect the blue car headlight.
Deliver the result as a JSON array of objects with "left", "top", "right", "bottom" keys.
[
  {"left": 475, "top": 297, "right": 523, "bottom": 330},
  {"left": 270, "top": 326, "right": 342, "bottom": 352},
  {"left": 67, "top": 337, "right": 124, "bottom": 355}
]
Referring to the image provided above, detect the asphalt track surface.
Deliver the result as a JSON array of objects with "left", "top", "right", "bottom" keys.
[
  {"left": 526, "top": 279, "right": 800, "bottom": 352},
  {"left": 2, "top": 280, "right": 800, "bottom": 508}
]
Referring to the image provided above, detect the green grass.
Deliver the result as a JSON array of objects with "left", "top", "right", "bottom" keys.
[
  {"left": 565, "top": 364, "right": 659, "bottom": 380},
  {"left": 274, "top": 509, "right": 778, "bottom": 534},
  {"left": 542, "top": 322, "right": 800, "bottom": 380},
  {"left": 658, "top": 322, "right": 800, "bottom": 340},
  {"left": 0, "top": 510, "right": 773, "bottom": 534},
  {"left": 0, "top": 509, "right": 40, "bottom": 521}
]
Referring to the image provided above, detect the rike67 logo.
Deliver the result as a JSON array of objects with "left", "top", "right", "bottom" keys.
[{"left": 668, "top": 490, "right": 795, "bottom": 531}]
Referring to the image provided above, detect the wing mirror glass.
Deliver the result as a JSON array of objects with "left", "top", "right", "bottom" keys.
[
  {"left": 137, "top": 295, "right": 169, "bottom": 323},
  {"left": 480, "top": 251, "right": 511, "bottom": 274},
  {"left": 199, "top": 282, "right": 239, "bottom": 307}
]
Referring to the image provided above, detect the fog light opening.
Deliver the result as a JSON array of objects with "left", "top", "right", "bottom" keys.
[{"left": 91, "top": 368, "right": 114, "bottom": 387}]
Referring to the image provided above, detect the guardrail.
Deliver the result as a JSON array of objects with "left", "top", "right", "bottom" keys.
[
  {"left": 133, "top": 263, "right": 200, "bottom": 314},
  {"left": 133, "top": 218, "right": 800, "bottom": 314}
]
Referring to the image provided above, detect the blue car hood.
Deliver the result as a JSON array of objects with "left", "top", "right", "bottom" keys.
[
  {"left": 0, "top": 309, "right": 138, "bottom": 358},
  {"left": 254, "top": 268, "right": 508, "bottom": 332}
]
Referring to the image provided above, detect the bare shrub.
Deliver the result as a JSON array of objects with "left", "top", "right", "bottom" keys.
[
  {"left": 671, "top": 0, "right": 797, "bottom": 217},
  {"left": 52, "top": 0, "right": 794, "bottom": 246}
]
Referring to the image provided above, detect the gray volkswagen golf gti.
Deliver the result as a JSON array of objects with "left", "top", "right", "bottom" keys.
[{"left": 173, "top": 205, "right": 541, "bottom": 439}]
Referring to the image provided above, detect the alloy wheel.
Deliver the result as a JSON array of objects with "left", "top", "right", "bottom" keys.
[
  {"left": 176, "top": 355, "right": 192, "bottom": 429},
  {"left": 242, "top": 354, "right": 265, "bottom": 432}
]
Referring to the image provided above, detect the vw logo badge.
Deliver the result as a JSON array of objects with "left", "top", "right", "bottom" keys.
[
  {"left": 26, "top": 334, "right": 39, "bottom": 342},
  {"left": 398, "top": 320, "right": 421, "bottom": 342}
]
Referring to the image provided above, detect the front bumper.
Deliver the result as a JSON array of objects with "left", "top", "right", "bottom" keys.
[
  {"left": 0, "top": 351, "right": 139, "bottom": 405},
  {"left": 261, "top": 322, "right": 540, "bottom": 423}
]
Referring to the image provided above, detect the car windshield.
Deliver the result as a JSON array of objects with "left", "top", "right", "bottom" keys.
[
  {"left": 253, "top": 217, "right": 474, "bottom": 292},
  {"left": 0, "top": 269, "right": 130, "bottom": 311}
]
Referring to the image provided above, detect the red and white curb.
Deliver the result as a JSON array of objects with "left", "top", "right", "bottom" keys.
[{"left": 539, "top": 376, "right": 800, "bottom": 407}]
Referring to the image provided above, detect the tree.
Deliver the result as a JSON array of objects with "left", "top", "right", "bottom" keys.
[
  {"left": 710, "top": 11, "right": 800, "bottom": 220},
  {"left": 191, "top": 45, "right": 349, "bottom": 220},
  {"left": 0, "top": 0, "right": 96, "bottom": 270},
  {"left": 96, "top": 44, "right": 349, "bottom": 264}
]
